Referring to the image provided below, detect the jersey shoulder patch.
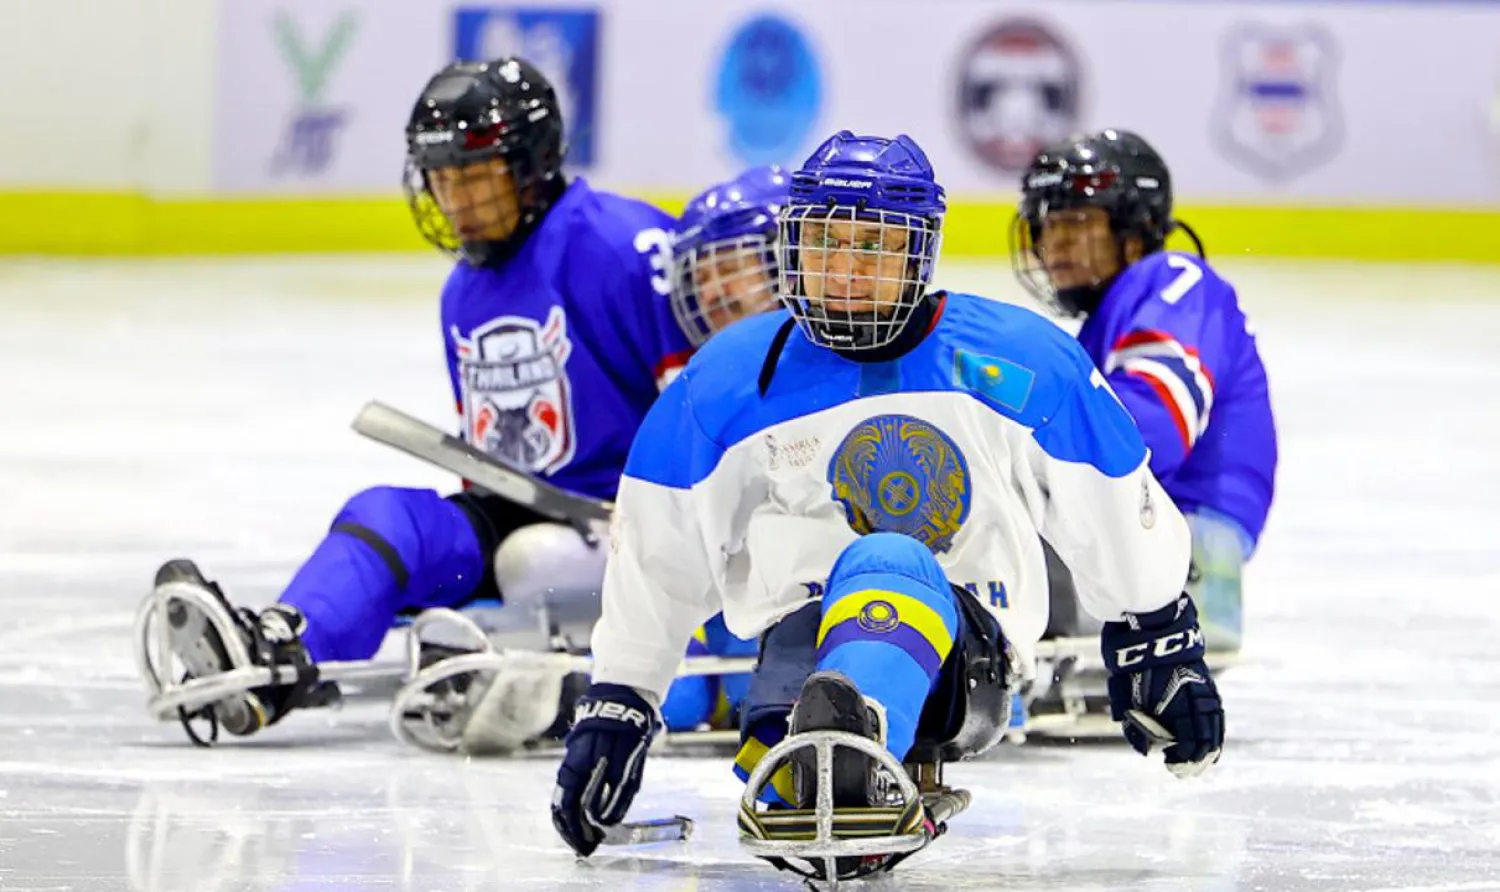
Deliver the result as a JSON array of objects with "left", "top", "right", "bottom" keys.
[{"left": 940, "top": 293, "right": 1099, "bottom": 427}]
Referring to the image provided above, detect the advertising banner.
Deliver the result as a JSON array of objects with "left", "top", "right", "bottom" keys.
[
  {"left": 214, "top": 1, "right": 445, "bottom": 192},
  {"left": 213, "top": 0, "right": 1500, "bottom": 205},
  {"left": 453, "top": 6, "right": 602, "bottom": 168}
]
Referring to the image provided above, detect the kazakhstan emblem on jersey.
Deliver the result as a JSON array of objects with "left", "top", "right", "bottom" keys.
[{"left": 828, "top": 414, "right": 972, "bottom": 553}]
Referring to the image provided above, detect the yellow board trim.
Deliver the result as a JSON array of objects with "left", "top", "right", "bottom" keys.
[{"left": 3, "top": 190, "right": 1498, "bottom": 262}]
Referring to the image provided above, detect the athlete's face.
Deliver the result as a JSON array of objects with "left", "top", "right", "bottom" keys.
[
  {"left": 428, "top": 157, "right": 521, "bottom": 243},
  {"left": 1035, "top": 206, "right": 1131, "bottom": 291},
  {"left": 797, "top": 218, "right": 913, "bottom": 315},
  {"left": 692, "top": 244, "right": 778, "bottom": 334}
]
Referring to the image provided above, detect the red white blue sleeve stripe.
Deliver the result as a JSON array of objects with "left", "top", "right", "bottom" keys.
[{"left": 1105, "top": 328, "right": 1216, "bottom": 450}]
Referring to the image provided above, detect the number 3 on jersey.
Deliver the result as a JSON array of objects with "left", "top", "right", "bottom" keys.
[
  {"left": 1159, "top": 255, "right": 1202, "bottom": 305},
  {"left": 634, "top": 228, "right": 673, "bottom": 296}
]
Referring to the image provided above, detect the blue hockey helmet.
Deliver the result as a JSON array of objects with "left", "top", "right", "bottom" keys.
[
  {"left": 670, "top": 165, "right": 790, "bottom": 346},
  {"left": 777, "top": 131, "right": 946, "bottom": 353}
]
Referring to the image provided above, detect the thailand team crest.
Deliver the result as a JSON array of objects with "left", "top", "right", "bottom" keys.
[
  {"left": 828, "top": 414, "right": 972, "bottom": 553},
  {"left": 452, "top": 306, "right": 576, "bottom": 474},
  {"left": 954, "top": 19, "right": 1082, "bottom": 175},
  {"left": 1212, "top": 24, "right": 1342, "bottom": 180}
]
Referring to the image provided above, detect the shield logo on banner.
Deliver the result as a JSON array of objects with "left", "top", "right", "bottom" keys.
[{"left": 1213, "top": 24, "right": 1342, "bottom": 180}]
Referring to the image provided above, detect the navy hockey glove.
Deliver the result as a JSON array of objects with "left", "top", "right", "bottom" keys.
[
  {"left": 551, "top": 683, "right": 659, "bottom": 857},
  {"left": 1101, "top": 594, "right": 1224, "bottom": 777}
]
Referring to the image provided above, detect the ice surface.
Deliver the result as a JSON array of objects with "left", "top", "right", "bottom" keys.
[{"left": 2, "top": 256, "right": 1499, "bottom": 891}]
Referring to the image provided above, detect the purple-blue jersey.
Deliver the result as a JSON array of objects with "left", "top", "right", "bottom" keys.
[
  {"left": 1077, "top": 251, "right": 1278, "bottom": 551},
  {"left": 441, "top": 178, "right": 692, "bottom": 502}
]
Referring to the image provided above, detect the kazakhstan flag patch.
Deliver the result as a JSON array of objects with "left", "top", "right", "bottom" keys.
[{"left": 952, "top": 349, "right": 1035, "bottom": 413}]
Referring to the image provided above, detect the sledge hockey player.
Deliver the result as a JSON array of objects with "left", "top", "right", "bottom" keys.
[
  {"left": 138, "top": 59, "right": 778, "bottom": 749},
  {"left": 1012, "top": 129, "right": 1278, "bottom": 667},
  {"left": 551, "top": 130, "right": 1226, "bottom": 881},
  {"left": 659, "top": 165, "right": 792, "bottom": 730},
  {"left": 669, "top": 164, "right": 786, "bottom": 347}
]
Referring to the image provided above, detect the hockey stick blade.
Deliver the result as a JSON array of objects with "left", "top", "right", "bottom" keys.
[
  {"left": 351, "top": 401, "right": 613, "bottom": 525},
  {"left": 601, "top": 815, "right": 694, "bottom": 846}
]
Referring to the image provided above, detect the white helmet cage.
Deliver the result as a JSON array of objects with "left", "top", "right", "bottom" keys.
[
  {"left": 669, "top": 231, "right": 781, "bottom": 347},
  {"left": 776, "top": 205, "right": 943, "bottom": 352}
]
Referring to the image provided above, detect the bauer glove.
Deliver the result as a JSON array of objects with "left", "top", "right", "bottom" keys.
[{"left": 551, "top": 683, "right": 659, "bottom": 857}]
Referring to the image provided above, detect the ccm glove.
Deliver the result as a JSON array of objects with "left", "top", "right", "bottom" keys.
[{"left": 1101, "top": 593, "right": 1224, "bottom": 777}]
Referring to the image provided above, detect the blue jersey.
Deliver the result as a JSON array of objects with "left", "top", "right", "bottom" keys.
[
  {"left": 1077, "top": 251, "right": 1278, "bottom": 551},
  {"left": 441, "top": 179, "right": 692, "bottom": 501},
  {"left": 591, "top": 293, "right": 1192, "bottom": 701}
]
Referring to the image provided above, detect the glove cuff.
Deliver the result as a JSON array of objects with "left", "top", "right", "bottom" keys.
[{"left": 1101, "top": 594, "right": 1206, "bottom": 673}]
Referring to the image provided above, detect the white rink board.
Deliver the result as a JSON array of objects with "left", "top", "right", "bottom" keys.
[{"left": 209, "top": 0, "right": 1500, "bottom": 203}]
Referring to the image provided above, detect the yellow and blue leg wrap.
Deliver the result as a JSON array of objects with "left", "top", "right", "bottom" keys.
[
  {"left": 734, "top": 718, "right": 798, "bottom": 807},
  {"left": 815, "top": 533, "right": 958, "bottom": 761}
]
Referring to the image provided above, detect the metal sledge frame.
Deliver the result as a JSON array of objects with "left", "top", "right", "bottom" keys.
[
  {"left": 134, "top": 584, "right": 762, "bottom": 748},
  {"left": 135, "top": 577, "right": 1230, "bottom": 746},
  {"left": 737, "top": 730, "right": 969, "bottom": 888},
  {"left": 133, "top": 580, "right": 410, "bottom": 726},
  {"left": 388, "top": 614, "right": 763, "bottom": 754}
]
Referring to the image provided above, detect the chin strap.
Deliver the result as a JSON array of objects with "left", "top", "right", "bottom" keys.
[
  {"left": 758, "top": 316, "right": 800, "bottom": 397},
  {"left": 1172, "top": 219, "right": 1207, "bottom": 259}
]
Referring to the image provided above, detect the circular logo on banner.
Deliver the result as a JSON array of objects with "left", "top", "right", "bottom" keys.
[
  {"left": 828, "top": 414, "right": 972, "bottom": 554},
  {"left": 715, "top": 14, "right": 822, "bottom": 167},
  {"left": 955, "top": 19, "right": 1082, "bottom": 174}
]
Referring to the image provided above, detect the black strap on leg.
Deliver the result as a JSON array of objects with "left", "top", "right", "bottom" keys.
[
  {"left": 237, "top": 608, "right": 323, "bottom": 726},
  {"left": 330, "top": 522, "right": 411, "bottom": 590}
]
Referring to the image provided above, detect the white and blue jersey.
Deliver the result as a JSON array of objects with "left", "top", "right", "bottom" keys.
[{"left": 591, "top": 292, "right": 1193, "bottom": 702}]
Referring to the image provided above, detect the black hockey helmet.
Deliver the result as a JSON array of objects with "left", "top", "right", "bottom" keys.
[
  {"left": 1011, "top": 128, "right": 1203, "bottom": 316},
  {"left": 403, "top": 58, "right": 567, "bottom": 267}
]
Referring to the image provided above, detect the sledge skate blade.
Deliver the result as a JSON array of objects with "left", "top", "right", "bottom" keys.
[
  {"left": 389, "top": 649, "right": 580, "bottom": 754},
  {"left": 738, "top": 730, "right": 945, "bottom": 881},
  {"left": 136, "top": 578, "right": 404, "bottom": 721}
]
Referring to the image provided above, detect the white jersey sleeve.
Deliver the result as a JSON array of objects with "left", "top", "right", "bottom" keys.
[
  {"left": 589, "top": 370, "right": 726, "bottom": 703},
  {"left": 1017, "top": 365, "right": 1192, "bottom": 623}
]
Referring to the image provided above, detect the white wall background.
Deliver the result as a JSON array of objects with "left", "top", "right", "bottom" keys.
[
  {"left": 3, "top": 0, "right": 1499, "bottom": 202},
  {"left": 0, "top": 0, "right": 215, "bottom": 192}
]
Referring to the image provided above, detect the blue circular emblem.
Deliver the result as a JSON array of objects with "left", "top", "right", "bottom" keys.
[
  {"left": 857, "top": 600, "right": 900, "bottom": 634},
  {"left": 828, "top": 414, "right": 972, "bottom": 553},
  {"left": 714, "top": 14, "right": 822, "bottom": 166}
]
